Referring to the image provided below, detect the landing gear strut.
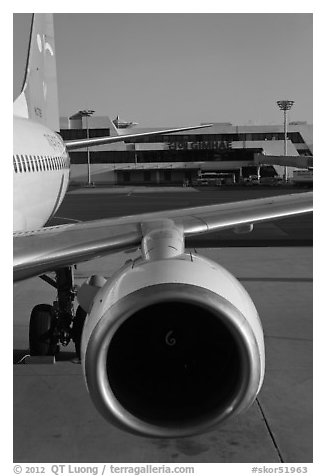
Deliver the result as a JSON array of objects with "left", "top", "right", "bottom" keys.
[
  {"left": 72, "top": 306, "right": 87, "bottom": 360},
  {"left": 29, "top": 266, "right": 85, "bottom": 358}
]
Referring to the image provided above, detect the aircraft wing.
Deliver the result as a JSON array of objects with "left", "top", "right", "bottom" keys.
[
  {"left": 13, "top": 192, "right": 312, "bottom": 282},
  {"left": 65, "top": 124, "right": 212, "bottom": 150}
]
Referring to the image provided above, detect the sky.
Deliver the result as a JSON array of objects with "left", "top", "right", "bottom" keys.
[{"left": 13, "top": 12, "right": 312, "bottom": 127}]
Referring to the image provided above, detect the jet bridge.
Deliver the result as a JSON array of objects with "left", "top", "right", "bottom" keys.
[{"left": 254, "top": 153, "right": 313, "bottom": 169}]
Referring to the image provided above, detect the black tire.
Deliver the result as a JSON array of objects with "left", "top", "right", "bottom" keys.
[
  {"left": 29, "top": 304, "right": 58, "bottom": 356},
  {"left": 72, "top": 306, "right": 87, "bottom": 359}
]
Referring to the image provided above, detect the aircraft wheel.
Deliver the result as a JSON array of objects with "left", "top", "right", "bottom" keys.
[
  {"left": 29, "top": 304, "right": 58, "bottom": 356},
  {"left": 72, "top": 306, "right": 87, "bottom": 360}
]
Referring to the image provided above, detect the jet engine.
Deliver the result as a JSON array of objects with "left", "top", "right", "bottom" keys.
[{"left": 79, "top": 222, "right": 265, "bottom": 438}]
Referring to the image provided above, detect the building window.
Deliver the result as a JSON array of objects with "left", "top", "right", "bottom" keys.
[
  {"left": 144, "top": 171, "right": 151, "bottom": 181},
  {"left": 164, "top": 170, "right": 171, "bottom": 181},
  {"left": 288, "top": 132, "right": 304, "bottom": 144},
  {"left": 89, "top": 128, "right": 111, "bottom": 138}
]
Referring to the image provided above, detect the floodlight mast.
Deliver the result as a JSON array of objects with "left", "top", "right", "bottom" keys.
[
  {"left": 78, "top": 109, "right": 95, "bottom": 186},
  {"left": 276, "top": 100, "right": 295, "bottom": 182}
]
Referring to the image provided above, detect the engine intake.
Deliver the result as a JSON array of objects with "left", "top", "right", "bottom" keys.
[
  {"left": 83, "top": 274, "right": 263, "bottom": 438},
  {"left": 107, "top": 299, "right": 242, "bottom": 424}
]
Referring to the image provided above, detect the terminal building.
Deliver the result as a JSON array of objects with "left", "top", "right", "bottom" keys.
[{"left": 59, "top": 116, "right": 313, "bottom": 185}]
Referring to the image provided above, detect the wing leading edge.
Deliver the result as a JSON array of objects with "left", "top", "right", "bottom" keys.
[
  {"left": 64, "top": 124, "right": 213, "bottom": 150},
  {"left": 13, "top": 192, "right": 312, "bottom": 282}
]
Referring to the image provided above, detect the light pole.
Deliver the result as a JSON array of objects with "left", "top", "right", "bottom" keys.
[
  {"left": 276, "top": 100, "right": 294, "bottom": 182},
  {"left": 78, "top": 109, "right": 95, "bottom": 186}
]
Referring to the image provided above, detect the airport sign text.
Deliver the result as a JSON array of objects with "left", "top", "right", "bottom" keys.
[{"left": 168, "top": 140, "right": 232, "bottom": 151}]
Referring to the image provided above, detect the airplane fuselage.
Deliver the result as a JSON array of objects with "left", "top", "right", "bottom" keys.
[{"left": 13, "top": 116, "right": 70, "bottom": 233}]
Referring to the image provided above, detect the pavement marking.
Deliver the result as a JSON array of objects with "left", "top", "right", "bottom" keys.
[
  {"left": 256, "top": 398, "right": 284, "bottom": 463},
  {"left": 265, "top": 335, "right": 312, "bottom": 342}
]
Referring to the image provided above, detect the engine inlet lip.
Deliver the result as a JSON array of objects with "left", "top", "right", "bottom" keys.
[{"left": 85, "top": 283, "right": 262, "bottom": 438}]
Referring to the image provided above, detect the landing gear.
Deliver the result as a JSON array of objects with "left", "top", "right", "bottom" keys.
[
  {"left": 29, "top": 304, "right": 57, "bottom": 356},
  {"left": 28, "top": 266, "right": 83, "bottom": 359}
]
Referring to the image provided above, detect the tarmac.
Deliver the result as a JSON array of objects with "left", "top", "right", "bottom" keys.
[
  {"left": 51, "top": 186, "right": 312, "bottom": 247},
  {"left": 68, "top": 186, "right": 200, "bottom": 194},
  {"left": 13, "top": 187, "right": 313, "bottom": 463},
  {"left": 13, "top": 247, "right": 312, "bottom": 463}
]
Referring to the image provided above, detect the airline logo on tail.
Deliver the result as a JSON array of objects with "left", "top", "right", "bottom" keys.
[
  {"left": 36, "top": 33, "right": 54, "bottom": 56},
  {"left": 13, "top": 14, "right": 60, "bottom": 132}
]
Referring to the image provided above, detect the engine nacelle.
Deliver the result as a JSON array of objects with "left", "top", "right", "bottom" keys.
[{"left": 80, "top": 252, "right": 265, "bottom": 438}]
